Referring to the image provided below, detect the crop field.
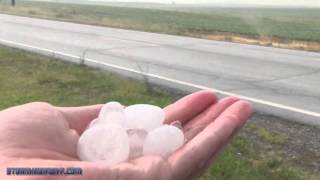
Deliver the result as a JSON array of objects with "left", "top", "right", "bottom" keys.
[{"left": 0, "top": 1, "right": 319, "bottom": 47}]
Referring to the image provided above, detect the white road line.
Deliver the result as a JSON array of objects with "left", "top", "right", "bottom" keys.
[
  {"left": 0, "top": 39, "right": 79, "bottom": 59},
  {"left": 1, "top": 38, "right": 320, "bottom": 118}
]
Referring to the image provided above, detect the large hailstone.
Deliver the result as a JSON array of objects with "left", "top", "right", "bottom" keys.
[
  {"left": 97, "top": 102, "right": 125, "bottom": 127},
  {"left": 143, "top": 125, "right": 184, "bottom": 157},
  {"left": 78, "top": 124, "right": 130, "bottom": 164},
  {"left": 99, "top": 102, "right": 123, "bottom": 117},
  {"left": 78, "top": 101, "right": 185, "bottom": 165},
  {"left": 124, "top": 104, "right": 165, "bottom": 132},
  {"left": 127, "top": 129, "right": 148, "bottom": 159},
  {"left": 87, "top": 118, "right": 99, "bottom": 129}
]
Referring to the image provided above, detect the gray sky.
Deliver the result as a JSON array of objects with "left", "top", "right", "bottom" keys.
[{"left": 90, "top": 0, "right": 320, "bottom": 6}]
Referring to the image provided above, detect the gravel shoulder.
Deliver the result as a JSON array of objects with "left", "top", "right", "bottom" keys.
[{"left": 242, "top": 112, "right": 320, "bottom": 175}]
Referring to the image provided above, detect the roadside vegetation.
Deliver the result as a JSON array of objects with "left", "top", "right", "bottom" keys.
[
  {"left": 1, "top": 46, "right": 318, "bottom": 179},
  {"left": 0, "top": 1, "right": 319, "bottom": 51}
]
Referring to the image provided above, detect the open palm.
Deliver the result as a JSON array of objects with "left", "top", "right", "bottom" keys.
[{"left": 0, "top": 91, "right": 251, "bottom": 180}]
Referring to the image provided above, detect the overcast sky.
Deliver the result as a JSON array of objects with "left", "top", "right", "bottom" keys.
[{"left": 90, "top": 0, "right": 320, "bottom": 6}]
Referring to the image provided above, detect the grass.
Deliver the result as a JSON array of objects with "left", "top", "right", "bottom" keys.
[
  {"left": 0, "top": 1, "right": 320, "bottom": 42},
  {"left": 0, "top": 46, "right": 172, "bottom": 108},
  {"left": 0, "top": 45, "right": 317, "bottom": 179},
  {"left": 247, "top": 124, "right": 289, "bottom": 145},
  {"left": 256, "top": 128, "right": 288, "bottom": 145},
  {"left": 200, "top": 138, "right": 306, "bottom": 180}
]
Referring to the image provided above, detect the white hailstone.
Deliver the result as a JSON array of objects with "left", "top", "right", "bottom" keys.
[
  {"left": 127, "top": 129, "right": 148, "bottom": 159},
  {"left": 98, "top": 102, "right": 125, "bottom": 126},
  {"left": 143, "top": 125, "right": 184, "bottom": 157},
  {"left": 124, "top": 104, "right": 165, "bottom": 132},
  {"left": 99, "top": 111, "right": 126, "bottom": 127},
  {"left": 99, "top": 101, "right": 124, "bottom": 119},
  {"left": 87, "top": 118, "right": 99, "bottom": 129},
  {"left": 78, "top": 124, "right": 130, "bottom": 165}
]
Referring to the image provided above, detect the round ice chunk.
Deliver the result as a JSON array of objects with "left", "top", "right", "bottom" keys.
[
  {"left": 124, "top": 104, "right": 165, "bottom": 132},
  {"left": 78, "top": 124, "right": 129, "bottom": 165},
  {"left": 143, "top": 125, "right": 184, "bottom": 157},
  {"left": 99, "top": 102, "right": 124, "bottom": 119},
  {"left": 127, "top": 129, "right": 148, "bottom": 159},
  {"left": 99, "top": 112, "right": 126, "bottom": 127},
  {"left": 87, "top": 118, "right": 99, "bottom": 129}
]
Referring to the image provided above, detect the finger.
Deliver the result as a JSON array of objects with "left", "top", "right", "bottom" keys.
[
  {"left": 186, "top": 120, "right": 246, "bottom": 180},
  {"left": 164, "top": 90, "right": 216, "bottom": 125},
  {"left": 169, "top": 100, "right": 252, "bottom": 180},
  {"left": 56, "top": 105, "right": 103, "bottom": 135},
  {"left": 183, "top": 97, "right": 239, "bottom": 142},
  {"left": 186, "top": 143, "right": 228, "bottom": 180}
]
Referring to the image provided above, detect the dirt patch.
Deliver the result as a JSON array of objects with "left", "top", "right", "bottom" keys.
[{"left": 200, "top": 32, "right": 320, "bottom": 52}]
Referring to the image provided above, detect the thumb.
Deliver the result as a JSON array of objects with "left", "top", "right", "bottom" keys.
[{"left": 56, "top": 104, "right": 103, "bottom": 134}]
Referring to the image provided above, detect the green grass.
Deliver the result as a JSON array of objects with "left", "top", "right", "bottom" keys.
[
  {"left": 247, "top": 124, "right": 289, "bottom": 145},
  {"left": 256, "top": 128, "right": 288, "bottom": 145},
  {"left": 0, "top": 45, "right": 317, "bottom": 179},
  {"left": 201, "top": 138, "right": 306, "bottom": 180},
  {"left": 0, "top": 1, "right": 320, "bottom": 41},
  {"left": 0, "top": 46, "right": 172, "bottom": 108}
]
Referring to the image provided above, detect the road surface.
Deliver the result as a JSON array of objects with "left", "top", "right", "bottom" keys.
[{"left": 0, "top": 14, "right": 319, "bottom": 127}]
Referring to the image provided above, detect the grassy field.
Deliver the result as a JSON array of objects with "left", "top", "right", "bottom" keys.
[
  {"left": 0, "top": 45, "right": 318, "bottom": 179},
  {"left": 0, "top": 1, "right": 319, "bottom": 51}
]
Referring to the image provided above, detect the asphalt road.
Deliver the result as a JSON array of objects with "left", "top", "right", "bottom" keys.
[{"left": 0, "top": 14, "right": 319, "bottom": 127}]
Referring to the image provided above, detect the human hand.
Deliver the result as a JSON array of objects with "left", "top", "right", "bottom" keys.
[{"left": 0, "top": 90, "right": 251, "bottom": 180}]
